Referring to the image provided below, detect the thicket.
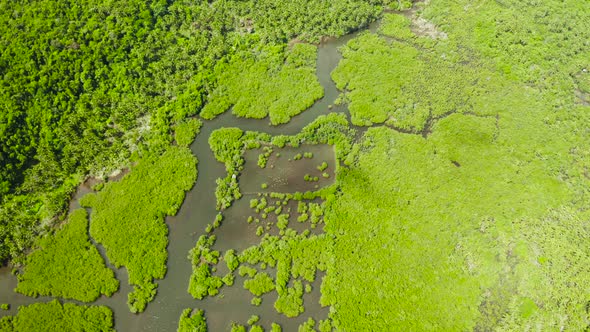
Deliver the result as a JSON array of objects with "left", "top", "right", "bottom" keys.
[
  {"left": 322, "top": 121, "right": 566, "bottom": 329},
  {"left": 257, "top": 147, "right": 274, "bottom": 169},
  {"left": 200, "top": 44, "right": 324, "bottom": 125},
  {"left": 15, "top": 209, "right": 118, "bottom": 302},
  {"left": 0, "top": 0, "right": 213, "bottom": 264},
  {"left": 424, "top": 0, "right": 590, "bottom": 98},
  {"left": 298, "top": 318, "right": 316, "bottom": 332},
  {"left": 293, "top": 113, "right": 355, "bottom": 163},
  {"left": 177, "top": 308, "right": 207, "bottom": 332},
  {"left": 247, "top": 315, "right": 259, "bottom": 325},
  {"left": 326, "top": 24, "right": 590, "bottom": 326},
  {"left": 378, "top": 13, "right": 414, "bottom": 40},
  {"left": 243, "top": 271, "right": 275, "bottom": 296},
  {"left": 0, "top": 300, "right": 113, "bottom": 332},
  {"left": 188, "top": 235, "right": 225, "bottom": 300},
  {"left": 174, "top": 118, "right": 203, "bottom": 148},
  {"left": 273, "top": 279, "right": 304, "bottom": 318},
  {"left": 9, "top": 1, "right": 589, "bottom": 329},
  {"left": 224, "top": 249, "right": 239, "bottom": 272},
  {"left": 188, "top": 114, "right": 349, "bottom": 324},
  {"left": 80, "top": 146, "right": 197, "bottom": 312}
]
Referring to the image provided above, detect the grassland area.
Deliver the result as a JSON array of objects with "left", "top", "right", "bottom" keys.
[
  {"left": 2, "top": 0, "right": 590, "bottom": 331},
  {"left": 0, "top": 300, "right": 114, "bottom": 332}
]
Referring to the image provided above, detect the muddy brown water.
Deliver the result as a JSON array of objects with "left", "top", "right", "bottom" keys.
[
  {"left": 0, "top": 21, "right": 379, "bottom": 331},
  {"left": 240, "top": 145, "right": 336, "bottom": 194}
]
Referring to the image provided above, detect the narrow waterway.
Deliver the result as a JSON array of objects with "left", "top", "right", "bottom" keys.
[{"left": 0, "top": 21, "right": 379, "bottom": 331}]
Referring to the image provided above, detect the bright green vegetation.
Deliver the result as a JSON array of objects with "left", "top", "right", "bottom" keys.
[
  {"left": 15, "top": 209, "right": 118, "bottom": 302},
  {"left": 224, "top": 249, "right": 239, "bottom": 272},
  {"left": 321, "top": 119, "right": 585, "bottom": 329},
  {"left": 0, "top": 304, "right": 9, "bottom": 310},
  {"left": 231, "top": 320, "right": 273, "bottom": 332},
  {"left": 424, "top": 0, "right": 590, "bottom": 95},
  {"left": 239, "top": 230, "right": 331, "bottom": 318},
  {"left": 201, "top": 44, "right": 324, "bottom": 125},
  {"left": 298, "top": 318, "right": 316, "bottom": 332},
  {"left": 208, "top": 128, "right": 271, "bottom": 209},
  {"left": 175, "top": 118, "right": 203, "bottom": 148},
  {"left": 188, "top": 235, "right": 223, "bottom": 300},
  {"left": 230, "top": 324, "right": 246, "bottom": 332},
  {"left": 318, "top": 319, "right": 332, "bottom": 332},
  {"left": 316, "top": 162, "right": 328, "bottom": 172},
  {"left": 243, "top": 272, "right": 275, "bottom": 296},
  {"left": 247, "top": 315, "right": 260, "bottom": 325},
  {"left": 5, "top": 0, "right": 590, "bottom": 330},
  {"left": 0, "top": 300, "right": 113, "bottom": 332},
  {"left": 239, "top": 266, "right": 258, "bottom": 278},
  {"left": 188, "top": 264, "right": 223, "bottom": 300},
  {"left": 177, "top": 308, "right": 207, "bottom": 332},
  {"left": 276, "top": 214, "right": 290, "bottom": 230},
  {"left": 274, "top": 280, "right": 305, "bottom": 318},
  {"left": 190, "top": 116, "right": 345, "bottom": 322},
  {"left": 332, "top": 28, "right": 505, "bottom": 131},
  {"left": 80, "top": 146, "right": 197, "bottom": 312},
  {"left": 204, "top": 122, "right": 345, "bottom": 319},
  {"left": 303, "top": 175, "right": 319, "bottom": 182},
  {"left": 320, "top": 2, "right": 590, "bottom": 328},
  {"left": 257, "top": 147, "right": 274, "bottom": 169},
  {"left": 378, "top": 13, "right": 413, "bottom": 40}
]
